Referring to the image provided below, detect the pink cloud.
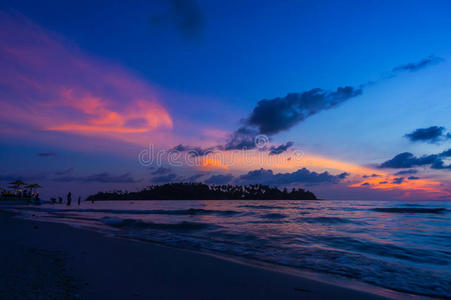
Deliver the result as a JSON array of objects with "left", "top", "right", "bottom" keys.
[{"left": 0, "top": 11, "right": 172, "bottom": 146}]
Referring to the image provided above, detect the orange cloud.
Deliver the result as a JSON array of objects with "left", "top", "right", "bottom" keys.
[
  {"left": 0, "top": 12, "right": 172, "bottom": 146},
  {"left": 48, "top": 89, "right": 172, "bottom": 136},
  {"left": 198, "top": 157, "right": 229, "bottom": 171}
]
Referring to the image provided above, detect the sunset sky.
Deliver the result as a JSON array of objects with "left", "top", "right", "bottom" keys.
[{"left": 1, "top": 0, "right": 451, "bottom": 200}]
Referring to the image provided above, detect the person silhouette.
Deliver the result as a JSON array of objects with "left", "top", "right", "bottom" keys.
[
  {"left": 78, "top": 196, "right": 81, "bottom": 206},
  {"left": 67, "top": 192, "right": 72, "bottom": 206},
  {"left": 58, "top": 196, "right": 63, "bottom": 204}
]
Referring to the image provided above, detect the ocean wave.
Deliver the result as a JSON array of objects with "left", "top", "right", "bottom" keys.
[
  {"left": 238, "top": 205, "right": 285, "bottom": 209},
  {"left": 146, "top": 208, "right": 240, "bottom": 216},
  {"left": 260, "top": 213, "right": 287, "bottom": 219},
  {"left": 372, "top": 207, "right": 447, "bottom": 214},
  {"left": 299, "top": 217, "right": 364, "bottom": 225},
  {"left": 121, "top": 230, "right": 451, "bottom": 298},
  {"left": 8, "top": 200, "right": 451, "bottom": 298},
  {"left": 27, "top": 207, "right": 240, "bottom": 216},
  {"left": 101, "top": 217, "right": 214, "bottom": 231},
  {"left": 313, "top": 235, "right": 450, "bottom": 265}
]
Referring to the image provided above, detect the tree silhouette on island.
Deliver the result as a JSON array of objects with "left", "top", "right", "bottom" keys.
[{"left": 86, "top": 183, "right": 317, "bottom": 201}]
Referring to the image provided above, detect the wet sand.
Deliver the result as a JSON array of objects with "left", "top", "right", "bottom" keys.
[{"left": 0, "top": 210, "right": 389, "bottom": 299}]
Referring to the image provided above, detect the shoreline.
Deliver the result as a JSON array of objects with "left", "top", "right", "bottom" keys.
[{"left": 0, "top": 209, "right": 402, "bottom": 299}]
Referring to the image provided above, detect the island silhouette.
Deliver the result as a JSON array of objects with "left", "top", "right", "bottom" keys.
[{"left": 86, "top": 183, "right": 317, "bottom": 201}]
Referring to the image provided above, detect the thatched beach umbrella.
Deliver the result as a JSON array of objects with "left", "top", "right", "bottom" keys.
[{"left": 9, "top": 180, "right": 27, "bottom": 193}]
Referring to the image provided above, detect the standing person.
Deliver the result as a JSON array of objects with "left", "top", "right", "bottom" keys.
[
  {"left": 77, "top": 196, "right": 81, "bottom": 206},
  {"left": 67, "top": 192, "right": 72, "bottom": 206},
  {"left": 58, "top": 196, "right": 62, "bottom": 204}
]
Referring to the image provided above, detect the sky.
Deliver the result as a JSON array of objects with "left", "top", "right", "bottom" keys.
[{"left": 1, "top": 0, "right": 451, "bottom": 200}]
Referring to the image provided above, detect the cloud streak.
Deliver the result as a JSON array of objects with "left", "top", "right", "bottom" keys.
[
  {"left": 269, "top": 141, "right": 294, "bottom": 155},
  {"left": 404, "top": 126, "right": 450, "bottom": 143},
  {"left": 245, "top": 87, "right": 362, "bottom": 135},
  {"left": 37, "top": 152, "right": 57, "bottom": 157},
  {"left": 392, "top": 55, "right": 444, "bottom": 73}
]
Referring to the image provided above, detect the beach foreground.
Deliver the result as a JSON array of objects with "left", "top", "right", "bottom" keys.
[{"left": 0, "top": 211, "right": 388, "bottom": 299}]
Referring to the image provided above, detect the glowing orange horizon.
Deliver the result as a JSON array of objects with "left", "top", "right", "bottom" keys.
[{"left": 186, "top": 150, "right": 449, "bottom": 198}]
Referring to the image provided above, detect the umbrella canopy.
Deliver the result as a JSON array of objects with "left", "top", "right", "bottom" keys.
[
  {"left": 9, "top": 180, "right": 26, "bottom": 186},
  {"left": 8, "top": 180, "right": 27, "bottom": 191},
  {"left": 26, "top": 183, "right": 42, "bottom": 190}
]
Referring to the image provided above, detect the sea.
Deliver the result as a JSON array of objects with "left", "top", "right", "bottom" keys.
[{"left": 3, "top": 200, "right": 450, "bottom": 298}]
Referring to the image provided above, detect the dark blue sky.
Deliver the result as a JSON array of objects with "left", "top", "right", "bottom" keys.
[
  {"left": 4, "top": 0, "right": 450, "bottom": 101},
  {"left": 1, "top": 0, "right": 451, "bottom": 199}
]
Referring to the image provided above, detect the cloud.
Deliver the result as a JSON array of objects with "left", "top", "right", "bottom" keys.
[
  {"left": 219, "top": 127, "right": 259, "bottom": 151},
  {"left": 269, "top": 141, "right": 294, "bottom": 155},
  {"left": 392, "top": 55, "right": 444, "bottom": 73},
  {"left": 151, "top": 173, "right": 178, "bottom": 183},
  {"left": 169, "top": 55, "right": 443, "bottom": 155},
  {"left": 442, "top": 149, "right": 451, "bottom": 157},
  {"left": 238, "top": 55, "right": 442, "bottom": 138},
  {"left": 37, "top": 152, "right": 57, "bottom": 157},
  {"left": 185, "top": 172, "right": 208, "bottom": 182},
  {"left": 430, "top": 160, "right": 451, "bottom": 170},
  {"left": 0, "top": 12, "right": 172, "bottom": 146},
  {"left": 380, "top": 152, "right": 438, "bottom": 168},
  {"left": 238, "top": 168, "right": 349, "bottom": 186},
  {"left": 404, "top": 126, "right": 449, "bottom": 143},
  {"left": 150, "top": 0, "right": 204, "bottom": 39},
  {"left": 245, "top": 87, "right": 362, "bottom": 135},
  {"left": 170, "top": 144, "right": 215, "bottom": 156},
  {"left": 175, "top": 127, "right": 267, "bottom": 154},
  {"left": 237, "top": 55, "right": 441, "bottom": 138},
  {"left": 0, "top": 174, "right": 47, "bottom": 182},
  {"left": 408, "top": 176, "right": 420, "bottom": 180},
  {"left": 172, "top": 127, "right": 288, "bottom": 155},
  {"left": 204, "top": 174, "right": 234, "bottom": 185},
  {"left": 379, "top": 149, "right": 451, "bottom": 170},
  {"left": 55, "top": 168, "right": 73, "bottom": 176},
  {"left": 392, "top": 177, "right": 405, "bottom": 184},
  {"left": 170, "top": 86, "right": 362, "bottom": 153},
  {"left": 55, "top": 172, "right": 137, "bottom": 183},
  {"left": 394, "top": 169, "right": 418, "bottom": 175},
  {"left": 150, "top": 167, "right": 172, "bottom": 175},
  {"left": 362, "top": 173, "right": 381, "bottom": 178}
]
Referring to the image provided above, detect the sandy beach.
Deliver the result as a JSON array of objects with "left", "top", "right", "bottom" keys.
[{"left": 0, "top": 210, "right": 393, "bottom": 300}]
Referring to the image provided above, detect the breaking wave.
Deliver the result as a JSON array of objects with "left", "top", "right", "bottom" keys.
[{"left": 299, "top": 216, "right": 364, "bottom": 225}]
